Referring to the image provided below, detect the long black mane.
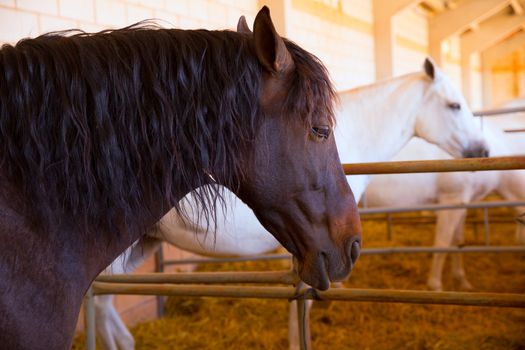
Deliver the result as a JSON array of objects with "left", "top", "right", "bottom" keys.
[{"left": 0, "top": 24, "right": 336, "bottom": 235}]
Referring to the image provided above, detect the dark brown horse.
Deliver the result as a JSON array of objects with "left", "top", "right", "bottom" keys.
[{"left": 0, "top": 7, "right": 361, "bottom": 349}]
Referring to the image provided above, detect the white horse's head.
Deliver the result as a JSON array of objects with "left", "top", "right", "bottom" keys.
[{"left": 415, "top": 57, "right": 489, "bottom": 158}]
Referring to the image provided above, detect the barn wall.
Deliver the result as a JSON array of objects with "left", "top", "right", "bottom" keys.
[
  {"left": 285, "top": 0, "right": 375, "bottom": 90},
  {"left": 440, "top": 35, "right": 484, "bottom": 110},
  {"left": 471, "top": 53, "right": 483, "bottom": 109},
  {"left": 284, "top": 0, "right": 435, "bottom": 91},
  {"left": 0, "top": 0, "right": 480, "bottom": 97},
  {"left": 0, "top": 0, "right": 259, "bottom": 44},
  {"left": 491, "top": 49, "right": 525, "bottom": 107},
  {"left": 392, "top": 6, "right": 428, "bottom": 77}
]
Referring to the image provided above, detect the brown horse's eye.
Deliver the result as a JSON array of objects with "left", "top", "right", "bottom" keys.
[
  {"left": 311, "top": 126, "right": 331, "bottom": 140},
  {"left": 448, "top": 102, "right": 461, "bottom": 111}
]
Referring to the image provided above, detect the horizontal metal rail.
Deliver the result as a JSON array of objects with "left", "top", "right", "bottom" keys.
[
  {"left": 96, "top": 270, "right": 299, "bottom": 284},
  {"left": 162, "top": 253, "right": 291, "bottom": 265},
  {"left": 91, "top": 283, "right": 525, "bottom": 308},
  {"left": 474, "top": 106, "right": 525, "bottom": 116},
  {"left": 362, "top": 246, "right": 525, "bottom": 254},
  {"left": 361, "top": 215, "right": 514, "bottom": 224},
  {"left": 343, "top": 156, "right": 525, "bottom": 175},
  {"left": 161, "top": 245, "right": 525, "bottom": 266},
  {"left": 160, "top": 199, "right": 523, "bottom": 267},
  {"left": 359, "top": 200, "right": 525, "bottom": 214}
]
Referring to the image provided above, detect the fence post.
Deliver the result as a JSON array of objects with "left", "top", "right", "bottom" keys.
[
  {"left": 84, "top": 286, "right": 96, "bottom": 350},
  {"left": 483, "top": 207, "right": 490, "bottom": 245},
  {"left": 294, "top": 281, "right": 312, "bottom": 350},
  {"left": 154, "top": 246, "right": 165, "bottom": 317},
  {"left": 386, "top": 214, "right": 393, "bottom": 241}
]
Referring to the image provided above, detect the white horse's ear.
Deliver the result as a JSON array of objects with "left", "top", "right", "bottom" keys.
[{"left": 424, "top": 57, "right": 439, "bottom": 81}]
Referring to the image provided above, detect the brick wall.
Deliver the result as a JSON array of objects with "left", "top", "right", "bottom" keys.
[
  {"left": 285, "top": 0, "right": 432, "bottom": 91},
  {"left": 393, "top": 6, "right": 428, "bottom": 76},
  {"left": 0, "top": 0, "right": 259, "bottom": 45},
  {"left": 286, "top": 0, "right": 374, "bottom": 90}
]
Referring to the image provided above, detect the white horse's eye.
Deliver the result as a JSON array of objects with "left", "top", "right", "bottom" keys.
[
  {"left": 448, "top": 102, "right": 461, "bottom": 111},
  {"left": 311, "top": 126, "right": 331, "bottom": 140}
]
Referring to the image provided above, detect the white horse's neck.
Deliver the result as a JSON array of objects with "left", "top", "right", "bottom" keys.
[
  {"left": 483, "top": 115, "right": 525, "bottom": 201},
  {"left": 335, "top": 72, "right": 429, "bottom": 200},
  {"left": 335, "top": 72, "right": 428, "bottom": 163}
]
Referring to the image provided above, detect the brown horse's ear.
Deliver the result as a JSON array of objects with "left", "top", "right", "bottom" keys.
[
  {"left": 253, "top": 6, "right": 293, "bottom": 74},
  {"left": 237, "top": 16, "right": 252, "bottom": 34}
]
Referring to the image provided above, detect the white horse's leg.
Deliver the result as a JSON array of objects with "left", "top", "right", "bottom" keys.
[
  {"left": 96, "top": 236, "right": 162, "bottom": 350},
  {"left": 449, "top": 214, "right": 473, "bottom": 290},
  {"left": 95, "top": 295, "right": 135, "bottom": 350},
  {"left": 427, "top": 209, "right": 466, "bottom": 291}
]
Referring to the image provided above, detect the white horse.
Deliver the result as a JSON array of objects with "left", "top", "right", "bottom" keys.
[
  {"left": 365, "top": 98, "right": 525, "bottom": 292},
  {"left": 95, "top": 58, "right": 489, "bottom": 350}
]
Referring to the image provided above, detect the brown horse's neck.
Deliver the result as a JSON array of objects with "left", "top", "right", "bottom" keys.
[{"left": 0, "top": 180, "right": 169, "bottom": 349}]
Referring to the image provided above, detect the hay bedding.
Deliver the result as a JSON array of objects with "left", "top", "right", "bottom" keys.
[{"left": 73, "top": 207, "right": 525, "bottom": 349}]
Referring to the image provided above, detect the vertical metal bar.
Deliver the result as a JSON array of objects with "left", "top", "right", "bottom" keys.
[
  {"left": 297, "top": 298, "right": 311, "bottom": 350},
  {"left": 483, "top": 207, "right": 490, "bottom": 245},
  {"left": 154, "top": 245, "right": 165, "bottom": 317},
  {"left": 472, "top": 210, "right": 479, "bottom": 241},
  {"left": 84, "top": 286, "right": 96, "bottom": 350},
  {"left": 480, "top": 115, "right": 484, "bottom": 131},
  {"left": 361, "top": 192, "right": 368, "bottom": 209},
  {"left": 386, "top": 214, "right": 393, "bottom": 241}
]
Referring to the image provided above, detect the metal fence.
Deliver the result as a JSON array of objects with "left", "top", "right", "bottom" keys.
[
  {"left": 85, "top": 268, "right": 525, "bottom": 350},
  {"left": 84, "top": 105, "right": 525, "bottom": 350}
]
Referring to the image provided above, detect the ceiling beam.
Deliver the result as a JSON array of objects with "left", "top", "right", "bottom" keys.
[
  {"left": 422, "top": 0, "right": 445, "bottom": 13},
  {"left": 462, "top": 13, "right": 525, "bottom": 55},
  {"left": 380, "top": 0, "right": 421, "bottom": 14},
  {"left": 429, "top": 0, "right": 510, "bottom": 64},
  {"left": 510, "top": 0, "right": 524, "bottom": 14},
  {"left": 461, "top": 13, "right": 525, "bottom": 101},
  {"left": 373, "top": 0, "right": 419, "bottom": 80},
  {"left": 483, "top": 30, "right": 525, "bottom": 64}
]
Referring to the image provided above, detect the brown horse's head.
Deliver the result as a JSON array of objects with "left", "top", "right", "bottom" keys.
[{"left": 234, "top": 8, "right": 361, "bottom": 290}]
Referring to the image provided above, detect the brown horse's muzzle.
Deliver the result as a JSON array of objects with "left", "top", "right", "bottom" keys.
[
  {"left": 290, "top": 190, "right": 362, "bottom": 290},
  {"left": 294, "top": 235, "right": 361, "bottom": 290}
]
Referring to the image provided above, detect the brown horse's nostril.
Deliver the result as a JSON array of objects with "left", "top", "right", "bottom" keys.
[{"left": 347, "top": 238, "right": 361, "bottom": 265}]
